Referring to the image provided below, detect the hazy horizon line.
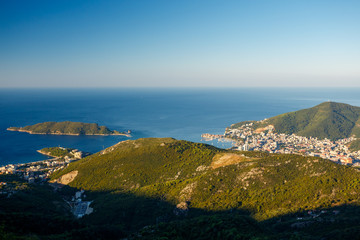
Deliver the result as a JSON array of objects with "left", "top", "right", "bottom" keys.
[{"left": 2, "top": 86, "right": 360, "bottom": 90}]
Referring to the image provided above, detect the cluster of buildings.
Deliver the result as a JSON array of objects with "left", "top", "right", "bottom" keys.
[
  {"left": 0, "top": 148, "right": 87, "bottom": 183},
  {"left": 0, "top": 157, "right": 74, "bottom": 198},
  {"left": 1, "top": 148, "right": 94, "bottom": 218},
  {"left": 67, "top": 189, "right": 93, "bottom": 218},
  {"left": 0, "top": 160, "right": 63, "bottom": 184},
  {"left": 291, "top": 209, "right": 341, "bottom": 228},
  {"left": 204, "top": 122, "right": 360, "bottom": 166}
]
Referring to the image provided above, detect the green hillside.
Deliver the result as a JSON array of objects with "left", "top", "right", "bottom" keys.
[
  {"left": 8, "top": 121, "right": 124, "bottom": 135},
  {"left": 231, "top": 102, "right": 360, "bottom": 140},
  {"left": 50, "top": 138, "right": 223, "bottom": 191},
  {"left": 39, "top": 147, "right": 73, "bottom": 157},
  {"left": 348, "top": 139, "right": 360, "bottom": 152},
  {"left": 49, "top": 138, "right": 360, "bottom": 238}
]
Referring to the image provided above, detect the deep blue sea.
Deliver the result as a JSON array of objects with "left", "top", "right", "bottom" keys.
[{"left": 1, "top": 88, "right": 360, "bottom": 166}]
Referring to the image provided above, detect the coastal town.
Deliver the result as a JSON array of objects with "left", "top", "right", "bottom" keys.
[
  {"left": 0, "top": 147, "right": 93, "bottom": 218},
  {"left": 202, "top": 121, "right": 360, "bottom": 166},
  {"left": 0, "top": 147, "right": 87, "bottom": 181}
]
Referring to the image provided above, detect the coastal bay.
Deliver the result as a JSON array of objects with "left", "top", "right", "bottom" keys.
[{"left": 2, "top": 88, "right": 360, "bottom": 166}]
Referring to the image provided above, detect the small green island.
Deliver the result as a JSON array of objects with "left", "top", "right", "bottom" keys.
[
  {"left": 38, "top": 147, "right": 74, "bottom": 158},
  {"left": 7, "top": 121, "right": 131, "bottom": 136},
  {"left": 37, "top": 146, "right": 91, "bottom": 159}
]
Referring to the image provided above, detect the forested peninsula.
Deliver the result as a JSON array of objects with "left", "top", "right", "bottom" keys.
[{"left": 7, "top": 121, "right": 131, "bottom": 136}]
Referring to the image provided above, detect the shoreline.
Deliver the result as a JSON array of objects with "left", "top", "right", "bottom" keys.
[
  {"left": 1, "top": 155, "right": 59, "bottom": 168},
  {"left": 1, "top": 147, "right": 89, "bottom": 168},
  {"left": 36, "top": 150, "right": 58, "bottom": 158},
  {"left": 7, "top": 128, "right": 131, "bottom": 137}
]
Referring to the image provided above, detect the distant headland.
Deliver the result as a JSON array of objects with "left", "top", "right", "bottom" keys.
[
  {"left": 203, "top": 101, "right": 360, "bottom": 165},
  {"left": 7, "top": 121, "right": 131, "bottom": 137},
  {"left": 229, "top": 101, "right": 360, "bottom": 141}
]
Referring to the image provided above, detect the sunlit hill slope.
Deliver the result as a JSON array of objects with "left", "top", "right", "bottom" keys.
[{"left": 231, "top": 102, "right": 360, "bottom": 140}]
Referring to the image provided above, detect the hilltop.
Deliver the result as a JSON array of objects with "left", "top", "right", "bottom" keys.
[
  {"left": 47, "top": 138, "right": 360, "bottom": 238},
  {"left": 7, "top": 121, "right": 130, "bottom": 136},
  {"left": 50, "top": 138, "right": 223, "bottom": 191},
  {"left": 230, "top": 102, "right": 360, "bottom": 140}
]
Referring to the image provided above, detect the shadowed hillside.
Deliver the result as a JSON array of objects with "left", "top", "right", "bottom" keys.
[{"left": 3, "top": 173, "right": 360, "bottom": 240}]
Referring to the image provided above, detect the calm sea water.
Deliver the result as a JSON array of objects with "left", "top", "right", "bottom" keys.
[{"left": 1, "top": 88, "right": 360, "bottom": 166}]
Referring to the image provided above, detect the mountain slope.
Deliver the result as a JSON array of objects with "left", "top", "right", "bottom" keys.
[
  {"left": 231, "top": 102, "right": 360, "bottom": 140},
  {"left": 348, "top": 139, "right": 360, "bottom": 152},
  {"left": 51, "top": 138, "right": 223, "bottom": 191},
  {"left": 51, "top": 138, "right": 360, "bottom": 225}
]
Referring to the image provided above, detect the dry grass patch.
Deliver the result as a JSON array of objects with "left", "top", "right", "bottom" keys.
[
  {"left": 211, "top": 153, "right": 254, "bottom": 169},
  {"left": 254, "top": 127, "right": 267, "bottom": 133}
]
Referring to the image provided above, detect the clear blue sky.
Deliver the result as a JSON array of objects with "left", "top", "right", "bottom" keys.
[{"left": 1, "top": 0, "right": 359, "bottom": 88}]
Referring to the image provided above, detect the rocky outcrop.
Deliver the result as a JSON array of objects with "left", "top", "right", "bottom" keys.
[{"left": 51, "top": 170, "right": 78, "bottom": 185}]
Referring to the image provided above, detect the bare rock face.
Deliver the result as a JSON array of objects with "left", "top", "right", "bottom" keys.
[
  {"left": 51, "top": 170, "right": 78, "bottom": 185},
  {"left": 174, "top": 201, "right": 189, "bottom": 216},
  {"left": 176, "top": 202, "right": 188, "bottom": 210},
  {"left": 179, "top": 182, "right": 197, "bottom": 202}
]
